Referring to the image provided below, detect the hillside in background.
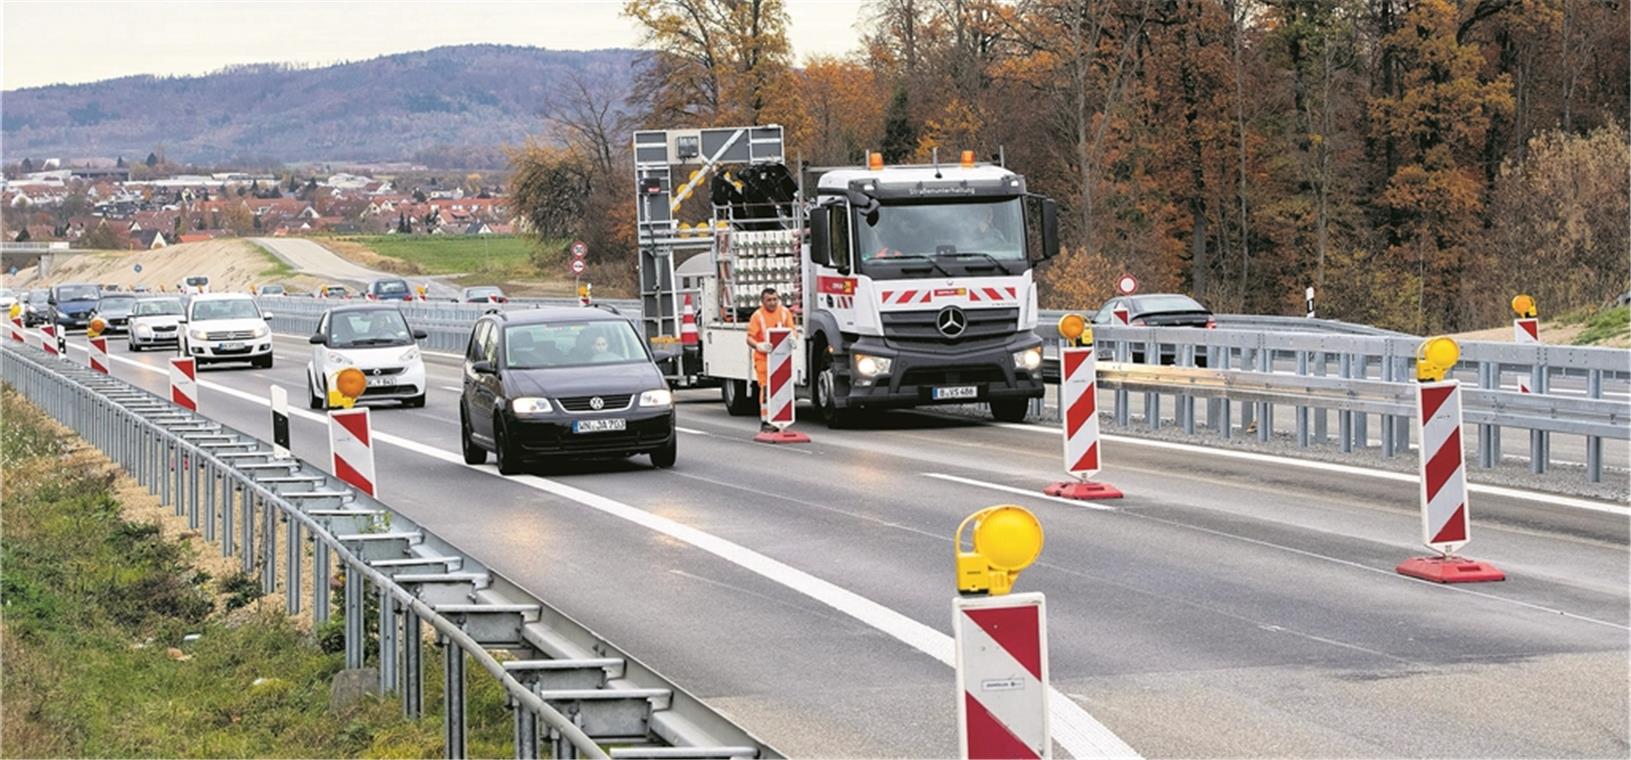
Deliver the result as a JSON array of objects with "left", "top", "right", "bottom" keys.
[{"left": 1, "top": 45, "right": 640, "bottom": 167}]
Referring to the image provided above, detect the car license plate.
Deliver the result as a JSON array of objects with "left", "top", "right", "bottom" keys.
[
  {"left": 573, "top": 418, "right": 627, "bottom": 434},
  {"left": 218, "top": 341, "right": 244, "bottom": 351},
  {"left": 933, "top": 386, "right": 979, "bottom": 400},
  {"left": 366, "top": 375, "right": 395, "bottom": 387}
]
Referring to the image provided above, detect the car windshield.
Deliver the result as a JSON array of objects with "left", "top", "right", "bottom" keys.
[
  {"left": 54, "top": 285, "right": 99, "bottom": 301},
  {"left": 186, "top": 276, "right": 209, "bottom": 286},
  {"left": 467, "top": 288, "right": 501, "bottom": 299},
  {"left": 374, "top": 281, "right": 409, "bottom": 295},
  {"left": 190, "top": 299, "right": 260, "bottom": 321},
  {"left": 260, "top": 285, "right": 284, "bottom": 294},
  {"left": 324, "top": 287, "right": 346, "bottom": 296},
  {"left": 856, "top": 198, "right": 1025, "bottom": 265},
  {"left": 135, "top": 298, "right": 183, "bottom": 316},
  {"left": 504, "top": 321, "right": 645, "bottom": 369},
  {"left": 28, "top": 291, "right": 48, "bottom": 304},
  {"left": 0, "top": 289, "right": 13, "bottom": 298},
  {"left": 328, "top": 310, "right": 412, "bottom": 348},
  {"left": 1131, "top": 295, "right": 1206, "bottom": 313},
  {"left": 99, "top": 296, "right": 136, "bottom": 313}
]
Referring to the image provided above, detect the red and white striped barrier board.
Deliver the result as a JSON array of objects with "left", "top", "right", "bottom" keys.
[
  {"left": 680, "top": 293, "right": 699, "bottom": 346},
  {"left": 954, "top": 592, "right": 1050, "bottom": 760},
  {"left": 1513, "top": 317, "right": 1539, "bottom": 344},
  {"left": 1111, "top": 307, "right": 1130, "bottom": 326},
  {"left": 1396, "top": 380, "right": 1503, "bottom": 583},
  {"left": 1043, "top": 345, "right": 1121, "bottom": 500},
  {"left": 10, "top": 317, "right": 23, "bottom": 343},
  {"left": 88, "top": 336, "right": 110, "bottom": 374},
  {"left": 39, "top": 325, "right": 58, "bottom": 357},
  {"left": 169, "top": 357, "right": 198, "bottom": 411},
  {"left": 328, "top": 407, "right": 377, "bottom": 498},
  {"left": 754, "top": 327, "right": 809, "bottom": 444}
]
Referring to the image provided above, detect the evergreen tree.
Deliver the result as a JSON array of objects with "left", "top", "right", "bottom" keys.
[
  {"left": 880, "top": 86, "right": 917, "bottom": 164},
  {"left": 116, "top": 156, "right": 126, "bottom": 168},
  {"left": 15, "top": 227, "right": 30, "bottom": 242},
  {"left": 145, "top": 152, "right": 158, "bottom": 168},
  {"left": 20, "top": 158, "right": 33, "bottom": 173}
]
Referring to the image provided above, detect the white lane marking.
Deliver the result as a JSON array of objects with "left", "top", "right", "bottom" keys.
[
  {"left": 440, "top": 385, "right": 463, "bottom": 393},
  {"left": 924, "top": 472, "right": 1118, "bottom": 512},
  {"left": 78, "top": 343, "right": 1142, "bottom": 760},
  {"left": 676, "top": 426, "right": 710, "bottom": 436},
  {"left": 984, "top": 421, "right": 1631, "bottom": 516}
]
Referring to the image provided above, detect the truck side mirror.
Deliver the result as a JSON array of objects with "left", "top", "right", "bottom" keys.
[
  {"left": 808, "top": 206, "right": 833, "bottom": 268},
  {"left": 1026, "top": 195, "right": 1061, "bottom": 262},
  {"left": 1041, "top": 198, "right": 1060, "bottom": 261}
]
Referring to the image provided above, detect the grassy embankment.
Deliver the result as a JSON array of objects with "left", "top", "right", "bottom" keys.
[
  {"left": 0, "top": 388, "right": 513, "bottom": 757},
  {"left": 1555, "top": 304, "right": 1630, "bottom": 346},
  {"left": 324, "top": 235, "right": 579, "bottom": 295}
]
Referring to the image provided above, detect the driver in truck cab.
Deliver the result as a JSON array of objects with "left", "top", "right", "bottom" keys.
[{"left": 746, "top": 287, "right": 795, "bottom": 432}]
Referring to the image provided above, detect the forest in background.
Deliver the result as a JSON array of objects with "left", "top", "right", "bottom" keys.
[{"left": 510, "top": 0, "right": 1629, "bottom": 332}]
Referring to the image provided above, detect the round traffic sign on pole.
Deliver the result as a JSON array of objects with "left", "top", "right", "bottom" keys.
[
  {"left": 1115, "top": 273, "right": 1139, "bottom": 295},
  {"left": 133, "top": 263, "right": 143, "bottom": 273},
  {"left": 570, "top": 240, "right": 588, "bottom": 260},
  {"left": 569, "top": 258, "right": 586, "bottom": 275}
]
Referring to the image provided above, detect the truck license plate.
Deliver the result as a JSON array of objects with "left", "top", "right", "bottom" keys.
[
  {"left": 933, "top": 386, "right": 978, "bottom": 400},
  {"left": 573, "top": 419, "right": 627, "bottom": 433}
]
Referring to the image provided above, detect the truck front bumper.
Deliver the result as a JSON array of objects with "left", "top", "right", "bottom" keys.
[{"left": 834, "top": 333, "right": 1045, "bottom": 409}]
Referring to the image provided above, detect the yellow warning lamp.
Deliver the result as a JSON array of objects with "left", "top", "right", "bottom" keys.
[
  {"left": 578, "top": 282, "right": 592, "bottom": 302},
  {"left": 1057, "top": 312, "right": 1089, "bottom": 347},
  {"left": 1415, "top": 336, "right": 1461, "bottom": 383},
  {"left": 867, "top": 151, "right": 884, "bottom": 171},
  {"left": 87, "top": 317, "right": 107, "bottom": 338},
  {"left": 677, "top": 222, "right": 692, "bottom": 238},
  {"left": 959, "top": 150, "right": 976, "bottom": 168},
  {"left": 9, "top": 302, "right": 23, "bottom": 321},
  {"left": 955, "top": 505, "right": 1044, "bottom": 596},
  {"left": 1511, "top": 294, "right": 1537, "bottom": 319},
  {"left": 326, "top": 367, "right": 367, "bottom": 409}
]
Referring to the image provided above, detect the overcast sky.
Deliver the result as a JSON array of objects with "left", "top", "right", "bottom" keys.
[{"left": 1, "top": 0, "right": 869, "bottom": 90}]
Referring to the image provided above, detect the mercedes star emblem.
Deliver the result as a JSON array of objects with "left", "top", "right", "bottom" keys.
[
  {"left": 936, "top": 306, "right": 968, "bottom": 338},
  {"left": 590, "top": 396, "right": 605, "bottom": 410}
]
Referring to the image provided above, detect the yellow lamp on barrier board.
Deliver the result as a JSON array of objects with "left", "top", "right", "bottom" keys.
[
  {"left": 10, "top": 302, "right": 24, "bottom": 320},
  {"left": 1057, "top": 313, "right": 1089, "bottom": 346},
  {"left": 1511, "top": 294, "right": 1537, "bottom": 319},
  {"left": 1416, "top": 336, "right": 1461, "bottom": 382},
  {"left": 955, "top": 505, "right": 1044, "bottom": 596},
  {"left": 87, "top": 317, "right": 106, "bottom": 338},
  {"left": 327, "top": 367, "right": 367, "bottom": 409}
]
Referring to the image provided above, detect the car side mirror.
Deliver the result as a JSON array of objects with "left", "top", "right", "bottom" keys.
[
  {"left": 808, "top": 206, "right": 832, "bottom": 267},
  {"left": 413, "top": 329, "right": 428, "bottom": 340},
  {"left": 309, "top": 333, "right": 325, "bottom": 345},
  {"left": 262, "top": 312, "right": 274, "bottom": 320},
  {"left": 471, "top": 360, "right": 496, "bottom": 375}
]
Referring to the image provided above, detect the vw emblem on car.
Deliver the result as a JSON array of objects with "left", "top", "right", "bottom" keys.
[
  {"left": 936, "top": 306, "right": 968, "bottom": 338},
  {"left": 590, "top": 396, "right": 605, "bottom": 410}
]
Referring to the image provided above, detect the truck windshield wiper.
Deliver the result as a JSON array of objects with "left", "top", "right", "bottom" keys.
[
  {"left": 879, "top": 253, "right": 954, "bottom": 278},
  {"left": 949, "top": 252, "right": 1013, "bottom": 275}
]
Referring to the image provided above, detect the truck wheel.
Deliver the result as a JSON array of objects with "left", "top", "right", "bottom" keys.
[
  {"left": 721, "top": 378, "right": 757, "bottom": 416},
  {"left": 813, "top": 351, "right": 858, "bottom": 429},
  {"left": 989, "top": 398, "right": 1029, "bottom": 423}
]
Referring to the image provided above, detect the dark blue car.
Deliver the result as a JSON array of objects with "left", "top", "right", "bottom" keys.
[{"left": 49, "top": 283, "right": 101, "bottom": 331}]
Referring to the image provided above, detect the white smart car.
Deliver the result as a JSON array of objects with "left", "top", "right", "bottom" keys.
[
  {"left": 306, "top": 304, "right": 427, "bottom": 409},
  {"left": 127, "top": 296, "right": 186, "bottom": 351},
  {"left": 180, "top": 293, "right": 274, "bottom": 368}
]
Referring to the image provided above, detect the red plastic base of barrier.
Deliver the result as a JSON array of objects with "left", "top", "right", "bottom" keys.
[
  {"left": 1043, "top": 480, "right": 1124, "bottom": 500},
  {"left": 1395, "top": 555, "right": 1505, "bottom": 583},
  {"left": 753, "top": 429, "right": 811, "bottom": 444}
]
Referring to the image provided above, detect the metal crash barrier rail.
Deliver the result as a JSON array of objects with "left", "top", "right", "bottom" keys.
[{"left": 1, "top": 341, "right": 772, "bottom": 760}]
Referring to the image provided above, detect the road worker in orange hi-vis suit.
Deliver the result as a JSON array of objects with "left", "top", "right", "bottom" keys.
[{"left": 746, "top": 287, "right": 795, "bottom": 433}]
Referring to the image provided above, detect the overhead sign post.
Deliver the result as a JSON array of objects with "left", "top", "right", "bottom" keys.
[
  {"left": 1396, "top": 337, "right": 1503, "bottom": 583},
  {"left": 953, "top": 506, "right": 1050, "bottom": 759},
  {"left": 1044, "top": 314, "right": 1121, "bottom": 501}
]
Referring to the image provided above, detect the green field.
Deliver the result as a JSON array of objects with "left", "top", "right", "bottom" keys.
[{"left": 339, "top": 235, "right": 551, "bottom": 276}]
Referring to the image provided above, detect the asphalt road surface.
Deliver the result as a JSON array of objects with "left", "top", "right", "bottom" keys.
[{"left": 61, "top": 332, "right": 1631, "bottom": 758}]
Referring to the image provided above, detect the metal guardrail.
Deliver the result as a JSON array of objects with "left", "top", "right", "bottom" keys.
[{"left": 1, "top": 341, "right": 774, "bottom": 760}]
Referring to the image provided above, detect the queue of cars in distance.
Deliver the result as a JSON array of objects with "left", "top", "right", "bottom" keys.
[{"left": 460, "top": 286, "right": 507, "bottom": 303}]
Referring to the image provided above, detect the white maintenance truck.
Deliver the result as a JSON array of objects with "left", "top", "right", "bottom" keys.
[{"left": 633, "top": 125, "right": 1059, "bottom": 427}]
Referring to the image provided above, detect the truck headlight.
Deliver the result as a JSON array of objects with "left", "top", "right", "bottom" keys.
[
  {"left": 639, "top": 389, "right": 673, "bottom": 408},
  {"left": 1013, "top": 347, "right": 1043, "bottom": 372},
  {"left": 512, "top": 397, "right": 553, "bottom": 415},
  {"left": 854, "top": 353, "right": 893, "bottom": 378}
]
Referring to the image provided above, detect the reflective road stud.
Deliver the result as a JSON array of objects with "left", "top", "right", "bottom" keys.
[
  {"left": 169, "top": 357, "right": 198, "bottom": 411},
  {"left": 1396, "top": 337, "right": 1503, "bottom": 583},
  {"left": 328, "top": 407, "right": 377, "bottom": 498},
  {"left": 754, "top": 327, "right": 810, "bottom": 444},
  {"left": 1043, "top": 315, "right": 1121, "bottom": 500}
]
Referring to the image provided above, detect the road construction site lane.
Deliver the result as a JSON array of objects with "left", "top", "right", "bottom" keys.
[{"left": 83, "top": 337, "right": 1629, "bottom": 757}]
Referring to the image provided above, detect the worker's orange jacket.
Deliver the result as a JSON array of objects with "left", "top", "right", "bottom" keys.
[{"left": 747, "top": 306, "right": 796, "bottom": 387}]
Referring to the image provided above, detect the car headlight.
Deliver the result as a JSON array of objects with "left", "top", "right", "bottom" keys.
[
  {"left": 1013, "top": 347, "right": 1043, "bottom": 372},
  {"left": 251, "top": 324, "right": 270, "bottom": 338},
  {"left": 399, "top": 347, "right": 420, "bottom": 363},
  {"left": 189, "top": 328, "right": 209, "bottom": 340},
  {"left": 853, "top": 353, "right": 893, "bottom": 378},
  {"left": 512, "top": 397, "right": 553, "bottom": 415},
  {"left": 326, "top": 352, "right": 354, "bottom": 365},
  {"left": 638, "top": 389, "right": 673, "bottom": 408}
]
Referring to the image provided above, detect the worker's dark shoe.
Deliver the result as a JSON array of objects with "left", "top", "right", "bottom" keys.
[{"left": 760, "top": 422, "right": 775, "bottom": 433}]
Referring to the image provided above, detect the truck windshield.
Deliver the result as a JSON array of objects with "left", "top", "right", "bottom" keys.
[{"left": 856, "top": 198, "right": 1025, "bottom": 267}]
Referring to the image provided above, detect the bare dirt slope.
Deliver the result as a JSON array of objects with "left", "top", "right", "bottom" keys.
[
  {"left": 5, "top": 240, "right": 323, "bottom": 294},
  {"left": 1454, "top": 319, "right": 1630, "bottom": 348}
]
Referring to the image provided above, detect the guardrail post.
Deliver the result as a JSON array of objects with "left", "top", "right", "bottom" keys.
[
  {"left": 1256, "top": 347, "right": 1272, "bottom": 443},
  {"left": 514, "top": 698, "right": 540, "bottom": 759},
  {"left": 1381, "top": 357, "right": 1397, "bottom": 458},
  {"left": 1352, "top": 356, "right": 1369, "bottom": 449},
  {"left": 188, "top": 455, "right": 201, "bottom": 529},
  {"left": 403, "top": 608, "right": 423, "bottom": 718},
  {"left": 1338, "top": 354, "right": 1353, "bottom": 453},
  {"left": 204, "top": 463, "right": 217, "bottom": 542},
  {"left": 443, "top": 636, "right": 468, "bottom": 759},
  {"left": 1296, "top": 351, "right": 1310, "bottom": 448},
  {"left": 221, "top": 475, "right": 236, "bottom": 558},
  {"left": 1114, "top": 340, "right": 1130, "bottom": 427},
  {"left": 1477, "top": 360, "right": 1498, "bottom": 468},
  {"left": 1180, "top": 345, "right": 1196, "bottom": 435},
  {"left": 261, "top": 498, "right": 278, "bottom": 596},
  {"left": 241, "top": 487, "right": 256, "bottom": 573},
  {"left": 378, "top": 588, "right": 397, "bottom": 693},
  {"left": 344, "top": 565, "right": 365, "bottom": 670},
  {"left": 1239, "top": 348, "right": 1256, "bottom": 435},
  {"left": 313, "top": 540, "right": 330, "bottom": 624},
  {"left": 286, "top": 517, "right": 302, "bottom": 615},
  {"left": 1530, "top": 361, "right": 1549, "bottom": 474},
  {"left": 1144, "top": 334, "right": 1159, "bottom": 430},
  {"left": 1586, "top": 369, "right": 1603, "bottom": 482},
  {"left": 1313, "top": 351, "right": 1328, "bottom": 444},
  {"left": 161, "top": 438, "right": 172, "bottom": 505}
]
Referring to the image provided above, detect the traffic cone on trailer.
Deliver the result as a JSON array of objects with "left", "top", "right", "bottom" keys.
[
  {"left": 680, "top": 294, "right": 699, "bottom": 346},
  {"left": 1042, "top": 315, "right": 1123, "bottom": 501}
]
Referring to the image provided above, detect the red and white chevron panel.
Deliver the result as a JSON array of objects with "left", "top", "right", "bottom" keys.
[
  {"left": 9, "top": 317, "right": 23, "bottom": 343},
  {"left": 328, "top": 407, "right": 377, "bottom": 498},
  {"left": 169, "top": 357, "right": 198, "bottom": 411},
  {"left": 40, "top": 325, "right": 58, "bottom": 357},
  {"left": 88, "top": 336, "right": 110, "bottom": 374},
  {"left": 1512, "top": 318, "right": 1539, "bottom": 344},
  {"left": 765, "top": 327, "right": 795, "bottom": 429},
  {"left": 1111, "top": 307, "right": 1130, "bottom": 326},
  {"left": 1415, "top": 380, "right": 1469, "bottom": 553},
  {"left": 954, "top": 592, "right": 1051, "bottom": 760},
  {"left": 1061, "top": 346, "right": 1100, "bottom": 478}
]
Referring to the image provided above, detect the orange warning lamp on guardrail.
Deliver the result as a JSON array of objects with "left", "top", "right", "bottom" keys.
[
  {"left": 327, "top": 367, "right": 367, "bottom": 409},
  {"left": 1511, "top": 294, "right": 1537, "bottom": 319},
  {"left": 1057, "top": 312, "right": 1090, "bottom": 347},
  {"left": 86, "top": 317, "right": 107, "bottom": 338},
  {"left": 956, "top": 506, "right": 1044, "bottom": 596},
  {"left": 1415, "top": 336, "right": 1461, "bottom": 383}
]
